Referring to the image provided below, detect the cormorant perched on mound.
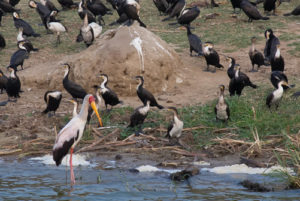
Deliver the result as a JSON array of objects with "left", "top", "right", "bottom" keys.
[
  {"left": 229, "top": 66, "right": 257, "bottom": 96},
  {"left": 123, "top": 0, "right": 146, "bottom": 28},
  {"left": 80, "top": 13, "right": 94, "bottom": 47},
  {"left": 240, "top": 0, "right": 269, "bottom": 22},
  {"left": 8, "top": 41, "right": 29, "bottom": 71},
  {"left": 0, "top": 70, "right": 8, "bottom": 93},
  {"left": 284, "top": 5, "right": 300, "bottom": 16},
  {"left": 215, "top": 85, "right": 230, "bottom": 121},
  {"left": 95, "top": 74, "right": 122, "bottom": 110},
  {"left": 6, "top": 67, "right": 21, "bottom": 102},
  {"left": 42, "top": 90, "right": 62, "bottom": 116},
  {"left": 0, "top": 0, "right": 19, "bottom": 13},
  {"left": 153, "top": 0, "right": 168, "bottom": 15},
  {"left": 17, "top": 28, "right": 39, "bottom": 53},
  {"left": 166, "top": 107, "right": 183, "bottom": 139},
  {"left": 264, "top": 29, "right": 280, "bottom": 63},
  {"left": 266, "top": 80, "right": 288, "bottom": 109},
  {"left": 203, "top": 42, "right": 223, "bottom": 73},
  {"left": 0, "top": 33, "right": 5, "bottom": 49},
  {"left": 270, "top": 71, "right": 292, "bottom": 90},
  {"left": 176, "top": 6, "right": 200, "bottom": 27},
  {"left": 185, "top": 25, "right": 203, "bottom": 56},
  {"left": 13, "top": 12, "right": 40, "bottom": 37},
  {"left": 40, "top": 0, "right": 59, "bottom": 12},
  {"left": 135, "top": 76, "right": 164, "bottom": 109},
  {"left": 226, "top": 56, "right": 237, "bottom": 79},
  {"left": 128, "top": 101, "right": 150, "bottom": 135},
  {"left": 270, "top": 44, "right": 284, "bottom": 72},
  {"left": 162, "top": 0, "right": 186, "bottom": 21},
  {"left": 78, "top": 1, "right": 96, "bottom": 23},
  {"left": 249, "top": 37, "right": 265, "bottom": 72},
  {"left": 46, "top": 11, "right": 67, "bottom": 45},
  {"left": 62, "top": 63, "right": 87, "bottom": 100},
  {"left": 264, "top": 0, "right": 280, "bottom": 15}
]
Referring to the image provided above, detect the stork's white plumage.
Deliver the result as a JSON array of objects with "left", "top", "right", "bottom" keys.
[
  {"left": 53, "top": 94, "right": 102, "bottom": 185},
  {"left": 47, "top": 11, "right": 67, "bottom": 45}
]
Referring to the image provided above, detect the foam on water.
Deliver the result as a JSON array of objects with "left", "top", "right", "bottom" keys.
[
  {"left": 136, "top": 165, "right": 180, "bottom": 174},
  {"left": 202, "top": 164, "right": 294, "bottom": 175},
  {"left": 30, "top": 154, "right": 93, "bottom": 167}
]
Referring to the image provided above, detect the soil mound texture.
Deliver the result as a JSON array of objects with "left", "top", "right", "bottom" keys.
[{"left": 21, "top": 23, "right": 182, "bottom": 96}]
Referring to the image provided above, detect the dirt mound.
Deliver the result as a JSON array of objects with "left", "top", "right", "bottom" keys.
[{"left": 21, "top": 23, "right": 183, "bottom": 96}]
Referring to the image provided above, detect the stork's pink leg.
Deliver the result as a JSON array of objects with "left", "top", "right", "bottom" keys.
[{"left": 70, "top": 148, "right": 75, "bottom": 185}]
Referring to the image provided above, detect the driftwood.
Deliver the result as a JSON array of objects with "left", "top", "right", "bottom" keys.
[{"left": 0, "top": 149, "right": 22, "bottom": 156}]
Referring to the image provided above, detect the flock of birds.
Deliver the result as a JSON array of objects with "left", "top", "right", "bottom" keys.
[{"left": 0, "top": 0, "right": 299, "bottom": 185}]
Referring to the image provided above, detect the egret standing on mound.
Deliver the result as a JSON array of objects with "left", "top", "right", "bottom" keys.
[{"left": 53, "top": 94, "right": 103, "bottom": 185}]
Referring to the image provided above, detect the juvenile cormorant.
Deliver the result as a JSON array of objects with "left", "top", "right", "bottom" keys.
[
  {"left": 53, "top": 95, "right": 102, "bottom": 185},
  {"left": 0, "top": 33, "right": 5, "bottom": 49},
  {"left": 80, "top": 14, "right": 94, "bottom": 47},
  {"left": 162, "top": 0, "right": 186, "bottom": 21},
  {"left": 42, "top": 90, "right": 62, "bottom": 115},
  {"left": 13, "top": 12, "right": 40, "bottom": 37},
  {"left": 78, "top": 0, "right": 96, "bottom": 23},
  {"left": 270, "top": 71, "right": 292, "bottom": 90},
  {"left": 185, "top": 25, "right": 203, "bottom": 56},
  {"left": 215, "top": 85, "right": 230, "bottom": 121},
  {"left": 166, "top": 107, "right": 183, "bottom": 139},
  {"left": 0, "top": 70, "right": 8, "bottom": 93},
  {"left": 264, "top": 0, "right": 280, "bottom": 15},
  {"left": 123, "top": 0, "right": 146, "bottom": 27},
  {"left": 283, "top": 5, "right": 300, "bottom": 16},
  {"left": 29, "top": 0, "right": 51, "bottom": 31},
  {"left": 8, "top": 41, "right": 29, "bottom": 71},
  {"left": 97, "top": 74, "right": 122, "bottom": 110},
  {"left": 203, "top": 42, "right": 223, "bottom": 73},
  {"left": 264, "top": 29, "right": 280, "bottom": 62},
  {"left": 266, "top": 80, "right": 288, "bottom": 109},
  {"left": 6, "top": 67, "right": 21, "bottom": 101},
  {"left": 46, "top": 11, "right": 67, "bottom": 45},
  {"left": 249, "top": 37, "right": 265, "bottom": 72},
  {"left": 176, "top": 6, "right": 200, "bottom": 27},
  {"left": 62, "top": 64, "right": 87, "bottom": 100},
  {"left": 270, "top": 44, "right": 284, "bottom": 72},
  {"left": 240, "top": 0, "right": 269, "bottom": 22},
  {"left": 135, "top": 76, "right": 164, "bottom": 109},
  {"left": 128, "top": 101, "right": 150, "bottom": 135},
  {"left": 229, "top": 66, "right": 257, "bottom": 96},
  {"left": 17, "top": 28, "right": 39, "bottom": 53},
  {"left": 153, "top": 0, "right": 168, "bottom": 15}
]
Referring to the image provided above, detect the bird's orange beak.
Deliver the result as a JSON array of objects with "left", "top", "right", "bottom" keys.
[{"left": 90, "top": 101, "right": 103, "bottom": 127}]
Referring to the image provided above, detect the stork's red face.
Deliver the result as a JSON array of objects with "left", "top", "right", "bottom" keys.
[{"left": 88, "top": 95, "right": 103, "bottom": 127}]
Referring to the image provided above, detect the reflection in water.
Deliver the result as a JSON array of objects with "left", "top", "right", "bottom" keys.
[{"left": 0, "top": 157, "right": 299, "bottom": 200}]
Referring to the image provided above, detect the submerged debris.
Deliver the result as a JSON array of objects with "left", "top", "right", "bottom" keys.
[
  {"left": 170, "top": 166, "right": 199, "bottom": 181},
  {"left": 239, "top": 180, "right": 272, "bottom": 192}
]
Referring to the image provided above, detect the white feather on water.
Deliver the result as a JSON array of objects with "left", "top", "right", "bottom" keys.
[
  {"left": 201, "top": 164, "right": 294, "bottom": 175},
  {"left": 136, "top": 165, "right": 180, "bottom": 174},
  {"left": 30, "top": 154, "right": 93, "bottom": 167},
  {"left": 130, "top": 37, "right": 144, "bottom": 72}
]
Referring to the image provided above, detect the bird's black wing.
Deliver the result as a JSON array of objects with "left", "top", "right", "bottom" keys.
[
  {"left": 65, "top": 80, "right": 87, "bottom": 98},
  {"left": 9, "top": 50, "right": 28, "bottom": 67},
  {"left": 189, "top": 34, "right": 202, "bottom": 53}
]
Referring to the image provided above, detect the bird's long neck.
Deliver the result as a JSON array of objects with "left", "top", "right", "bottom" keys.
[
  {"left": 78, "top": 1, "right": 83, "bottom": 11},
  {"left": 95, "top": 90, "right": 102, "bottom": 108},
  {"left": 19, "top": 43, "right": 26, "bottom": 51},
  {"left": 64, "top": 68, "right": 69, "bottom": 79},
  {"left": 229, "top": 59, "right": 235, "bottom": 69},
  {"left": 83, "top": 13, "right": 88, "bottom": 26},
  {"left": 10, "top": 70, "right": 16, "bottom": 79},
  {"left": 137, "top": 79, "right": 143, "bottom": 90},
  {"left": 178, "top": 4, "right": 186, "bottom": 18},
  {"left": 186, "top": 26, "right": 191, "bottom": 35},
  {"left": 79, "top": 99, "right": 90, "bottom": 121},
  {"left": 275, "top": 48, "right": 280, "bottom": 58},
  {"left": 251, "top": 42, "right": 255, "bottom": 52},
  {"left": 73, "top": 102, "right": 78, "bottom": 117},
  {"left": 235, "top": 69, "right": 239, "bottom": 78},
  {"left": 218, "top": 91, "right": 224, "bottom": 104},
  {"left": 100, "top": 77, "right": 108, "bottom": 89},
  {"left": 17, "top": 30, "right": 24, "bottom": 42}
]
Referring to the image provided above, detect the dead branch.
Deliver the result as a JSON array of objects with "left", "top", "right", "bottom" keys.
[{"left": 0, "top": 149, "right": 22, "bottom": 156}]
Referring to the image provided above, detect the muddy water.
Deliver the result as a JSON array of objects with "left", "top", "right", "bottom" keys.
[{"left": 0, "top": 157, "right": 299, "bottom": 200}]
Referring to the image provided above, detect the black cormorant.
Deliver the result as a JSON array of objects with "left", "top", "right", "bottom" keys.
[
  {"left": 6, "top": 67, "right": 21, "bottom": 101},
  {"left": 226, "top": 56, "right": 237, "bottom": 79},
  {"left": 264, "top": 28, "right": 280, "bottom": 62},
  {"left": 78, "top": 0, "right": 96, "bottom": 23},
  {"left": 249, "top": 37, "right": 265, "bottom": 72},
  {"left": 128, "top": 101, "right": 150, "bottom": 135},
  {"left": 166, "top": 107, "right": 183, "bottom": 139},
  {"left": 264, "top": 0, "right": 280, "bottom": 15},
  {"left": 9, "top": 0, "right": 20, "bottom": 7},
  {"left": 135, "top": 76, "right": 164, "bottom": 109},
  {"left": 230, "top": 0, "right": 242, "bottom": 13},
  {"left": 40, "top": 0, "right": 59, "bottom": 12},
  {"left": 0, "top": 70, "right": 8, "bottom": 93},
  {"left": 270, "top": 44, "right": 284, "bottom": 72},
  {"left": 13, "top": 12, "right": 40, "bottom": 37},
  {"left": 240, "top": 0, "right": 269, "bottom": 22},
  {"left": 162, "top": 0, "right": 186, "bottom": 21},
  {"left": 96, "top": 73, "right": 122, "bottom": 110},
  {"left": 29, "top": 0, "right": 51, "bottom": 31},
  {"left": 8, "top": 41, "right": 29, "bottom": 71},
  {"left": 215, "top": 85, "right": 230, "bottom": 121},
  {"left": 284, "top": 5, "right": 300, "bottom": 16},
  {"left": 123, "top": 0, "right": 146, "bottom": 27},
  {"left": 86, "top": 0, "right": 112, "bottom": 24},
  {"left": 266, "top": 80, "right": 288, "bottom": 109},
  {"left": 185, "top": 25, "right": 203, "bottom": 56},
  {"left": 229, "top": 66, "right": 257, "bottom": 96},
  {"left": 17, "top": 28, "right": 39, "bottom": 53},
  {"left": 176, "top": 6, "right": 200, "bottom": 26},
  {"left": 153, "top": 0, "right": 168, "bottom": 15},
  {"left": 57, "top": 0, "right": 77, "bottom": 9},
  {"left": 0, "top": 33, "right": 5, "bottom": 49},
  {"left": 203, "top": 42, "right": 223, "bottom": 73},
  {"left": 63, "top": 63, "right": 87, "bottom": 100},
  {"left": 0, "top": 0, "right": 19, "bottom": 13},
  {"left": 42, "top": 90, "right": 62, "bottom": 115},
  {"left": 270, "top": 71, "right": 292, "bottom": 90}
]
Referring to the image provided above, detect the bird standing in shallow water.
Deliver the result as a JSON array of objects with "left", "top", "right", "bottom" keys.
[
  {"left": 266, "top": 81, "right": 289, "bottom": 109},
  {"left": 215, "top": 85, "right": 230, "bottom": 122},
  {"left": 135, "top": 76, "right": 164, "bottom": 109},
  {"left": 53, "top": 94, "right": 103, "bottom": 185}
]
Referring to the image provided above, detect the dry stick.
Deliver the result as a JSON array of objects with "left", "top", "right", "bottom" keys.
[
  {"left": 77, "top": 128, "right": 119, "bottom": 153},
  {"left": 81, "top": 141, "right": 137, "bottom": 152},
  {"left": 92, "top": 128, "right": 103, "bottom": 138},
  {"left": 0, "top": 149, "right": 22, "bottom": 156}
]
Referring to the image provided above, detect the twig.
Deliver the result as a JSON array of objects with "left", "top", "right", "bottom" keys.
[{"left": 0, "top": 149, "right": 22, "bottom": 156}]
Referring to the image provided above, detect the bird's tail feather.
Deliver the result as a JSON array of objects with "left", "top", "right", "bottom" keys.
[
  {"left": 262, "top": 16, "right": 269, "bottom": 20},
  {"left": 283, "top": 13, "right": 291, "bottom": 16}
]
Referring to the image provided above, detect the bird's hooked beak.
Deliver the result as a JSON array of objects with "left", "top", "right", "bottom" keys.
[
  {"left": 88, "top": 96, "right": 103, "bottom": 127},
  {"left": 219, "top": 85, "right": 225, "bottom": 91},
  {"left": 281, "top": 81, "right": 289, "bottom": 88}
]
